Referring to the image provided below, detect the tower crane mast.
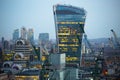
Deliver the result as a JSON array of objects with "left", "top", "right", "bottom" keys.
[
  {"left": 84, "top": 34, "right": 94, "bottom": 54},
  {"left": 111, "top": 29, "right": 120, "bottom": 49},
  {"left": 108, "top": 37, "right": 115, "bottom": 49}
]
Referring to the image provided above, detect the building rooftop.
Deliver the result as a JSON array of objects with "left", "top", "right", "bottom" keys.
[{"left": 54, "top": 4, "right": 86, "bottom": 15}]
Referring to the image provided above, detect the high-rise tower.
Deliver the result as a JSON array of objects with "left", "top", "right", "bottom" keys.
[
  {"left": 39, "top": 33, "right": 49, "bottom": 45},
  {"left": 13, "top": 29, "right": 19, "bottom": 41},
  {"left": 21, "top": 27, "right": 27, "bottom": 40},
  {"left": 27, "top": 28, "right": 34, "bottom": 44},
  {"left": 53, "top": 4, "right": 86, "bottom": 64}
]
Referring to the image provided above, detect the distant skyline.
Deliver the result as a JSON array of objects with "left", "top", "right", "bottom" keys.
[{"left": 0, "top": 0, "right": 120, "bottom": 40}]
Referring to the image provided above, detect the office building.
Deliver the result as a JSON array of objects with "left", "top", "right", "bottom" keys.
[
  {"left": 39, "top": 33, "right": 49, "bottom": 45},
  {"left": 0, "top": 47, "right": 2, "bottom": 62},
  {"left": 13, "top": 29, "right": 19, "bottom": 41},
  {"left": 27, "top": 28, "right": 34, "bottom": 44},
  {"left": 3, "top": 40, "right": 9, "bottom": 50},
  {"left": 1, "top": 37, "right": 4, "bottom": 49},
  {"left": 21, "top": 27, "right": 27, "bottom": 40},
  {"left": 53, "top": 4, "right": 86, "bottom": 64}
]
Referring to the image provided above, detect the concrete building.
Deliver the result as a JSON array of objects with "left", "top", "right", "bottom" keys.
[{"left": 14, "top": 39, "right": 33, "bottom": 61}]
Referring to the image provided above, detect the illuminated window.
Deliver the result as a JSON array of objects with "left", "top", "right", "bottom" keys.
[
  {"left": 62, "top": 48, "right": 68, "bottom": 52},
  {"left": 58, "top": 21, "right": 82, "bottom": 24},
  {"left": 66, "top": 57, "right": 78, "bottom": 61},
  {"left": 79, "top": 22, "right": 84, "bottom": 24},
  {"left": 72, "top": 48, "right": 77, "bottom": 52},
  {"left": 69, "top": 44, "right": 79, "bottom": 46},
  {"left": 58, "top": 44, "right": 66, "bottom": 46}
]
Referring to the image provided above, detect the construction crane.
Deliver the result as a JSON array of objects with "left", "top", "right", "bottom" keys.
[
  {"left": 30, "top": 44, "right": 41, "bottom": 61},
  {"left": 31, "top": 43, "right": 59, "bottom": 80},
  {"left": 30, "top": 41, "right": 49, "bottom": 61},
  {"left": 84, "top": 34, "right": 94, "bottom": 54},
  {"left": 111, "top": 29, "right": 120, "bottom": 49}
]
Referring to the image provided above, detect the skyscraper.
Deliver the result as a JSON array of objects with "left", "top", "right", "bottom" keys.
[
  {"left": 21, "top": 27, "right": 27, "bottom": 40},
  {"left": 0, "top": 47, "right": 2, "bottom": 62},
  {"left": 27, "top": 28, "right": 34, "bottom": 44},
  {"left": 39, "top": 33, "right": 49, "bottom": 45},
  {"left": 13, "top": 29, "right": 19, "bottom": 41},
  {"left": 3, "top": 40, "right": 9, "bottom": 50},
  {"left": 1, "top": 37, "right": 4, "bottom": 49},
  {"left": 53, "top": 4, "right": 86, "bottom": 64}
]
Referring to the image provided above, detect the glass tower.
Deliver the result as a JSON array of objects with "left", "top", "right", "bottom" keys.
[
  {"left": 13, "top": 29, "right": 19, "bottom": 41},
  {"left": 53, "top": 4, "right": 86, "bottom": 64},
  {"left": 27, "top": 28, "right": 34, "bottom": 44},
  {"left": 21, "top": 27, "right": 27, "bottom": 40},
  {"left": 39, "top": 33, "right": 49, "bottom": 45}
]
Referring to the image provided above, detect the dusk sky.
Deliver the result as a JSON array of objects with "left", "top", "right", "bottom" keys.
[{"left": 0, "top": 0, "right": 120, "bottom": 40}]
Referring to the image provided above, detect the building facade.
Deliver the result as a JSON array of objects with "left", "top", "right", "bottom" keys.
[
  {"left": 21, "top": 27, "right": 27, "bottom": 40},
  {"left": 13, "top": 29, "right": 19, "bottom": 42},
  {"left": 39, "top": 33, "right": 49, "bottom": 45},
  {"left": 53, "top": 4, "right": 86, "bottom": 64},
  {"left": 14, "top": 39, "right": 33, "bottom": 60},
  {"left": 27, "top": 28, "right": 34, "bottom": 44},
  {"left": 1, "top": 37, "right": 4, "bottom": 49}
]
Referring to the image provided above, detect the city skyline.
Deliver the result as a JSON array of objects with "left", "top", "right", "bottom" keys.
[{"left": 0, "top": 0, "right": 120, "bottom": 40}]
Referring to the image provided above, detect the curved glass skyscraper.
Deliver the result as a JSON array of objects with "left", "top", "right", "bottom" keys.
[{"left": 53, "top": 4, "right": 86, "bottom": 64}]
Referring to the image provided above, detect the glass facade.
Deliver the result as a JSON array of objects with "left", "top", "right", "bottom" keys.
[
  {"left": 39, "top": 33, "right": 49, "bottom": 45},
  {"left": 27, "top": 28, "right": 34, "bottom": 44},
  {"left": 13, "top": 29, "right": 19, "bottom": 41},
  {"left": 53, "top": 5, "right": 86, "bottom": 64}
]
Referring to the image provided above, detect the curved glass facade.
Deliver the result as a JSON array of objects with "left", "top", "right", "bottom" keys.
[{"left": 53, "top": 4, "right": 86, "bottom": 64}]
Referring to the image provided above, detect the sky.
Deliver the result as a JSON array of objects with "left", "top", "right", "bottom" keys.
[{"left": 0, "top": 0, "right": 120, "bottom": 40}]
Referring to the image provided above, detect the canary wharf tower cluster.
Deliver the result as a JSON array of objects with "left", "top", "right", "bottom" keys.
[{"left": 53, "top": 4, "right": 86, "bottom": 64}]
